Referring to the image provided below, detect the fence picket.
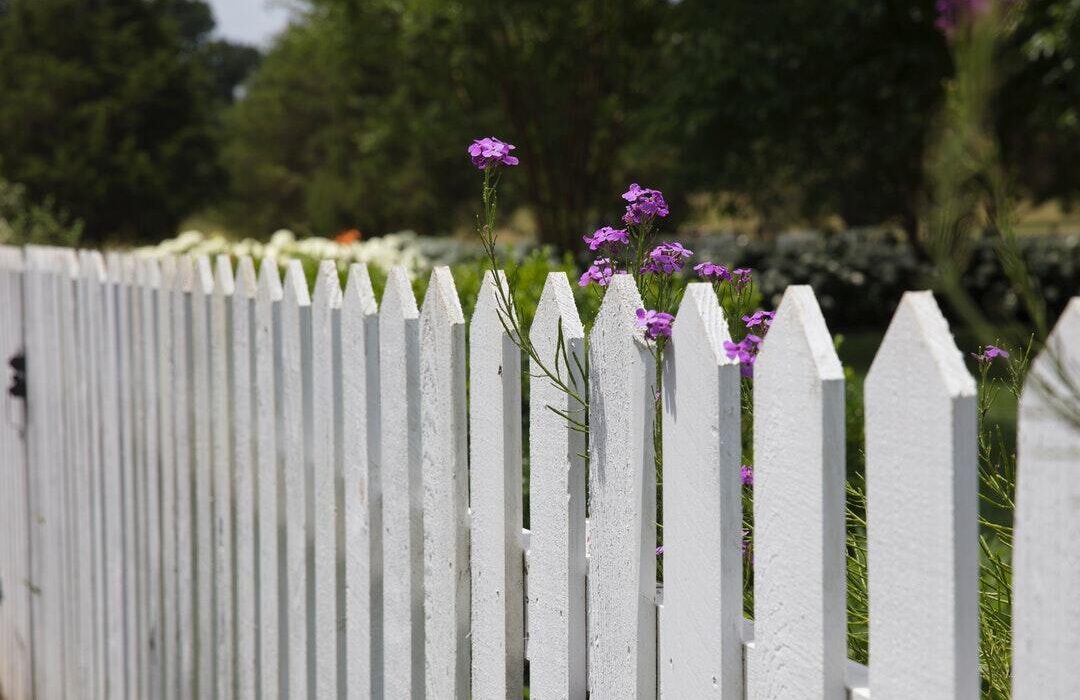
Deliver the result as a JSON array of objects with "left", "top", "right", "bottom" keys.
[
  {"left": 141, "top": 258, "right": 164, "bottom": 698},
  {"left": 282, "top": 260, "right": 313, "bottom": 699},
  {"left": 527, "top": 272, "right": 587, "bottom": 699},
  {"left": 379, "top": 265, "right": 424, "bottom": 699},
  {"left": 660, "top": 283, "right": 743, "bottom": 699},
  {"left": 865, "top": 291, "right": 978, "bottom": 699},
  {"left": 192, "top": 255, "right": 216, "bottom": 698},
  {"left": 312, "top": 260, "right": 342, "bottom": 699},
  {"left": 173, "top": 256, "right": 197, "bottom": 699},
  {"left": 1013, "top": 298, "right": 1080, "bottom": 699},
  {"left": 748, "top": 285, "right": 846, "bottom": 699},
  {"left": 469, "top": 269, "right": 523, "bottom": 699},
  {"left": 341, "top": 263, "right": 381, "bottom": 700},
  {"left": 233, "top": 256, "right": 259, "bottom": 699},
  {"left": 418, "top": 266, "right": 470, "bottom": 698},
  {"left": 256, "top": 259, "right": 285, "bottom": 700},
  {"left": 157, "top": 254, "right": 179, "bottom": 700},
  {"left": 0, "top": 247, "right": 30, "bottom": 700},
  {"left": 587, "top": 273, "right": 656, "bottom": 699}
]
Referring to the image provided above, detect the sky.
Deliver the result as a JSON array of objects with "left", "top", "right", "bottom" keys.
[{"left": 206, "top": 0, "right": 293, "bottom": 47}]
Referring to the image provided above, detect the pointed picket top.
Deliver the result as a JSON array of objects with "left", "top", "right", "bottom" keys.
[
  {"left": 194, "top": 255, "right": 214, "bottom": 297},
  {"left": 865, "top": 290, "right": 978, "bottom": 700},
  {"left": 142, "top": 256, "right": 161, "bottom": 291},
  {"left": 344, "top": 263, "right": 378, "bottom": 315},
  {"left": 530, "top": 271, "right": 584, "bottom": 346},
  {"left": 420, "top": 265, "right": 470, "bottom": 698},
  {"left": 176, "top": 255, "right": 194, "bottom": 293},
  {"left": 661, "top": 283, "right": 743, "bottom": 699},
  {"left": 58, "top": 247, "right": 79, "bottom": 279},
  {"left": 472, "top": 269, "right": 514, "bottom": 330},
  {"left": 213, "top": 254, "right": 235, "bottom": 297},
  {"left": 234, "top": 256, "right": 256, "bottom": 299},
  {"left": 867, "top": 291, "right": 975, "bottom": 399},
  {"left": 257, "top": 257, "right": 283, "bottom": 301},
  {"left": 527, "top": 271, "right": 587, "bottom": 699},
  {"left": 106, "top": 251, "right": 123, "bottom": 284},
  {"left": 312, "top": 259, "right": 342, "bottom": 310},
  {"left": 81, "top": 249, "right": 106, "bottom": 283},
  {"left": 749, "top": 285, "right": 847, "bottom": 699},
  {"left": 158, "top": 255, "right": 176, "bottom": 291},
  {"left": 422, "top": 265, "right": 465, "bottom": 327},
  {"left": 756, "top": 285, "right": 842, "bottom": 380},
  {"left": 587, "top": 271, "right": 656, "bottom": 698},
  {"left": 282, "top": 259, "right": 310, "bottom": 307},
  {"left": 672, "top": 282, "right": 734, "bottom": 364},
  {"left": 382, "top": 265, "right": 419, "bottom": 319},
  {"left": 1013, "top": 298, "right": 1080, "bottom": 699}
]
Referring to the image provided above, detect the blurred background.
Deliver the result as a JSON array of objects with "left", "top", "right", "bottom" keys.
[{"left": 0, "top": 0, "right": 1077, "bottom": 342}]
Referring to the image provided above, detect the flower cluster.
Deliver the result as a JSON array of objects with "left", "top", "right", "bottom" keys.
[
  {"left": 972, "top": 344, "right": 1009, "bottom": 364},
  {"left": 724, "top": 334, "right": 763, "bottom": 378},
  {"left": 468, "top": 137, "right": 519, "bottom": 170},
  {"left": 742, "top": 310, "right": 775, "bottom": 333},
  {"left": 583, "top": 226, "right": 629, "bottom": 251},
  {"left": 641, "top": 242, "right": 692, "bottom": 275},
  {"left": 636, "top": 308, "right": 675, "bottom": 340},
  {"left": 578, "top": 257, "right": 616, "bottom": 287},
  {"left": 740, "top": 464, "right": 754, "bottom": 486},
  {"left": 622, "top": 183, "right": 669, "bottom": 225},
  {"left": 693, "top": 262, "right": 730, "bottom": 281}
]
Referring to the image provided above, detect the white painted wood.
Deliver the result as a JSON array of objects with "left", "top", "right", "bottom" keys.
[
  {"left": 379, "top": 265, "right": 424, "bottom": 699},
  {"left": 0, "top": 248, "right": 30, "bottom": 700},
  {"left": 749, "top": 286, "right": 846, "bottom": 699},
  {"left": 312, "top": 260, "right": 342, "bottom": 699},
  {"left": 255, "top": 258, "right": 285, "bottom": 700},
  {"left": 527, "top": 272, "right": 587, "bottom": 699},
  {"left": 141, "top": 257, "right": 163, "bottom": 699},
  {"left": 233, "top": 256, "right": 259, "bottom": 699},
  {"left": 341, "top": 263, "right": 381, "bottom": 700},
  {"left": 157, "top": 254, "right": 179, "bottom": 700},
  {"left": 418, "top": 266, "right": 470, "bottom": 698},
  {"left": 468, "top": 269, "right": 523, "bottom": 700},
  {"left": 281, "top": 260, "right": 313, "bottom": 700},
  {"left": 211, "top": 254, "right": 237, "bottom": 700},
  {"left": 192, "top": 255, "right": 217, "bottom": 699},
  {"left": 587, "top": 273, "right": 657, "bottom": 699},
  {"left": 102, "top": 252, "right": 128, "bottom": 699},
  {"left": 660, "top": 283, "right": 743, "bottom": 699},
  {"left": 865, "top": 290, "right": 978, "bottom": 700},
  {"left": 173, "top": 256, "right": 197, "bottom": 699},
  {"left": 1013, "top": 297, "right": 1080, "bottom": 699},
  {"left": 742, "top": 621, "right": 872, "bottom": 700}
]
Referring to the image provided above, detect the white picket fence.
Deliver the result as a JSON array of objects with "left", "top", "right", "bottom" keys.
[{"left": 0, "top": 244, "right": 1078, "bottom": 699}]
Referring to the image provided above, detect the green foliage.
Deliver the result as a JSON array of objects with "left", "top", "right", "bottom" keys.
[
  {"left": 0, "top": 0, "right": 257, "bottom": 244},
  {"left": 0, "top": 176, "right": 83, "bottom": 246}
]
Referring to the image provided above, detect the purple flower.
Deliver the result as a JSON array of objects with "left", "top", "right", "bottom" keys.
[
  {"left": 655, "top": 545, "right": 664, "bottom": 557},
  {"left": 733, "top": 268, "right": 753, "bottom": 290},
  {"left": 972, "top": 344, "right": 1010, "bottom": 364},
  {"left": 636, "top": 308, "right": 675, "bottom": 340},
  {"left": 740, "top": 464, "right": 754, "bottom": 486},
  {"left": 694, "top": 261, "right": 731, "bottom": 282},
  {"left": 583, "top": 226, "right": 630, "bottom": 251},
  {"left": 578, "top": 258, "right": 616, "bottom": 287},
  {"left": 935, "top": 0, "right": 991, "bottom": 34},
  {"left": 743, "top": 310, "right": 775, "bottom": 333},
  {"left": 621, "top": 183, "right": 670, "bottom": 224},
  {"left": 641, "top": 241, "right": 693, "bottom": 275},
  {"left": 723, "top": 334, "right": 763, "bottom": 378},
  {"left": 468, "top": 137, "right": 519, "bottom": 169}
]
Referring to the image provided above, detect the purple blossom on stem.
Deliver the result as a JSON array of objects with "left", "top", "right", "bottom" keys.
[
  {"left": 694, "top": 261, "right": 731, "bottom": 282},
  {"left": 740, "top": 464, "right": 754, "bottom": 486},
  {"left": 723, "top": 333, "right": 763, "bottom": 378},
  {"left": 743, "top": 310, "right": 775, "bottom": 333},
  {"left": 583, "top": 226, "right": 630, "bottom": 251},
  {"left": 636, "top": 308, "right": 675, "bottom": 340},
  {"left": 733, "top": 267, "right": 753, "bottom": 291},
  {"left": 578, "top": 258, "right": 617, "bottom": 287},
  {"left": 621, "top": 183, "right": 670, "bottom": 224},
  {"left": 656, "top": 545, "right": 664, "bottom": 556},
  {"left": 641, "top": 241, "right": 693, "bottom": 275},
  {"left": 972, "top": 344, "right": 1010, "bottom": 364},
  {"left": 468, "top": 137, "right": 519, "bottom": 169}
]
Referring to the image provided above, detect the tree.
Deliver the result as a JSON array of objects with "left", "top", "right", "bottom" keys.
[{"left": 0, "top": 0, "right": 255, "bottom": 243}]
